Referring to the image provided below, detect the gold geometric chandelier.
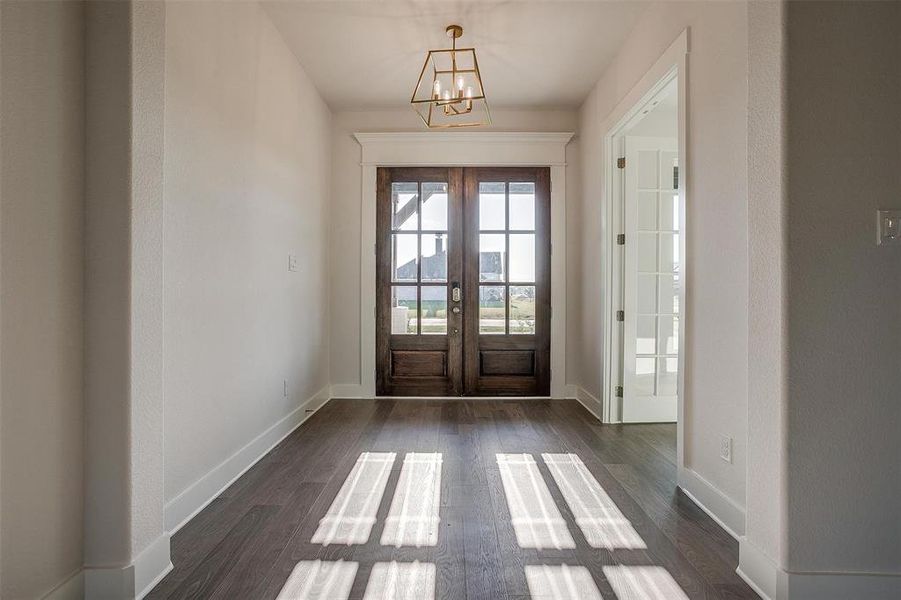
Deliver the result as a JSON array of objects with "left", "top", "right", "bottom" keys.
[{"left": 410, "top": 25, "right": 491, "bottom": 128}]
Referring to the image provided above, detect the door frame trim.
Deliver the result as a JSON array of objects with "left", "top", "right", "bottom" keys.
[
  {"left": 599, "top": 32, "right": 687, "bottom": 460},
  {"left": 354, "top": 132, "right": 573, "bottom": 398}
]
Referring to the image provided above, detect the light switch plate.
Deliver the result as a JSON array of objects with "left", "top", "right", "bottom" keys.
[
  {"left": 877, "top": 210, "right": 901, "bottom": 246},
  {"left": 288, "top": 254, "right": 299, "bottom": 271}
]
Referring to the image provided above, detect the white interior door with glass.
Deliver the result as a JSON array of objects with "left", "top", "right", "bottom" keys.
[{"left": 622, "top": 137, "right": 679, "bottom": 422}]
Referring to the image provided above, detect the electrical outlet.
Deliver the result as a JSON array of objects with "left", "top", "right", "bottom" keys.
[
  {"left": 283, "top": 380, "right": 288, "bottom": 398},
  {"left": 719, "top": 435, "right": 732, "bottom": 464}
]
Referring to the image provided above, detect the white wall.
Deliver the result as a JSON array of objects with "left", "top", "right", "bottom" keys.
[
  {"left": 0, "top": 1, "right": 85, "bottom": 597},
  {"left": 784, "top": 0, "right": 901, "bottom": 577},
  {"left": 577, "top": 1, "right": 749, "bottom": 516},
  {"left": 328, "top": 109, "right": 580, "bottom": 393},
  {"left": 163, "top": 1, "right": 332, "bottom": 506}
]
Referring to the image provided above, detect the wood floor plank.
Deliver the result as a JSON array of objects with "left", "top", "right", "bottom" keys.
[{"left": 147, "top": 399, "right": 759, "bottom": 600}]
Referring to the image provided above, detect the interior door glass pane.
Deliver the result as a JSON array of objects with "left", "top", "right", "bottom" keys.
[
  {"left": 392, "top": 182, "right": 418, "bottom": 231},
  {"left": 420, "top": 286, "right": 447, "bottom": 335},
  {"left": 635, "top": 357, "right": 656, "bottom": 395},
  {"left": 421, "top": 182, "right": 448, "bottom": 230},
  {"left": 479, "top": 286, "right": 505, "bottom": 334},
  {"left": 637, "top": 150, "right": 658, "bottom": 189},
  {"left": 659, "top": 193, "right": 679, "bottom": 231},
  {"left": 658, "top": 315, "right": 679, "bottom": 354},
  {"left": 637, "top": 192, "right": 658, "bottom": 231},
  {"left": 392, "top": 234, "right": 418, "bottom": 282},
  {"left": 657, "top": 357, "right": 678, "bottom": 396},
  {"left": 658, "top": 275, "right": 678, "bottom": 314},
  {"left": 637, "top": 233, "right": 657, "bottom": 273},
  {"left": 509, "top": 234, "right": 535, "bottom": 282},
  {"left": 637, "top": 274, "right": 657, "bottom": 315},
  {"left": 479, "top": 234, "right": 505, "bottom": 282},
  {"left": 509, "top": 182, "right": 535, "bottom": 230},
  {"left": 636, "top": 316, "right": 656, "bottom": 354},
  {"left": 660, "top": 151, "right": 678, "bottom": 191},
  {"left": 658, "top": 232, "right": 679, "bottom": 273},
  {"left": 479, "top": 182, "right": 506, "bottom": 230},
  {"left": 420, "top": 233, "right": 447, "bottom": 282},
  {"left": 391, "top": 286, "right": 418, "bottom": 334},
  {"left": 509, "top": 286, "right": 536, "bottom": 334}
]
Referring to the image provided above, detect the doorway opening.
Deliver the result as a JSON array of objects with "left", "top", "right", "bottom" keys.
[
  {"left": 376, "top": 167, "right": 551, "bottom": 397},
  {"left": 604, "top": 69, "right": 684, "bottom": 427}
]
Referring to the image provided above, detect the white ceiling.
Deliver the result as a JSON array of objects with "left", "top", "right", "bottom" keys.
[{"left": 262, "top": 1, "right": 650, "bottom": 111}]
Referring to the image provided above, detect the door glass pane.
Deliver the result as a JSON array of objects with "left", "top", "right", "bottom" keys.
[
  {"left": 392, "top": 182, "right": 418, "bottom": 230},
  {"left": 420, "top": 233, "right": 447, "bottom": 282},
  {"left": 660, "top": 151, "right": 678, "bottom": 191},
  {"left": 420, "top": 286, "right": 447, "bottom": 335},
  {"left": 659, "top": 193, "right": 679, "bottom": 231},
  {"left": 509, "top": 183, "right": 535, "bottom": 230},
  {"left": 637, "top": 150, "right": 658, "bottom": 188},
  {"left": 479, "top": 182, "right": 506, "bottom": 230},
  {"left": 391, "top": 286, "right": 418, "bottom": 334},
  {"left": 637, "top": 274, "right": 657, "bottom": 315},
  {"left": 637, "top": 316, "right": 656, "bottom": 354},
  {"left": 637, "top": 233, "right": 657, "bottom": 273},
  {"left": 658, "top": 233, "right": 679, "bottom": 273},
  {"left": 657, "top": 357, "right": 678, "bottom": 396},
  {"left": 635, "top": 357, "right": 656, "bottom": 395},
  {"left": 392, "top": 234, "right": 418, "bottom": 282},
  {"left": 479, "top": 234, "right": 505, "bottom": 282},
  {"left": 509, "top": 286, "right": 535, "bottom": 334},
  {"left": 658, "top": 316, "right": 679, "bottom": 354},
  {"left": 637, "top": 192, "right": 657, "bottom": 231},
  {"left": 509, "top": 234, "right": 535, "bottom": 282},
  {"left": 421, "top": 182, "right": 448, "bottom": 230},
  {"left": 658, "top": 275, "right": 678, "bottom": 314},
  {"left": 479, "top": 286, "right": 505, "bottom": 334}
]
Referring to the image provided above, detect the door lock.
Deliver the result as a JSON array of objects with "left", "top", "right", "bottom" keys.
[{"left": 452, "top": 283, "right": 462, "bottom": 303}]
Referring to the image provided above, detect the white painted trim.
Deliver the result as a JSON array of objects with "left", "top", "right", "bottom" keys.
[
  {"left": 566, "top": 384, "right": 604, "bottom": 422},
  {"left": 42, "top": 569, "right": 84, "bottom": 600},
  {"left": 738, "top": 537, "right": 901, "bottom": 600},
  {"left": 354, "top": 132, "right": 574, "bottom": 399},
  {"left": 600, "top": 30, "right": 688, "bottom": 468},
  {"left": 84, "top": 532, "right": 172, "bottom": 600},
  {"left": 738, "top": 537, "right": 779, "bottom": 600},
  {"left": 677, "top": 467, "right": 745, "bottom": 539},
  {"left": 164, "top": 385, "right": 331, "bottom": 533}
]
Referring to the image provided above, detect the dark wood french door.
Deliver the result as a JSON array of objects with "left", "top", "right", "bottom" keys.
[{"left": 376, "top": 166, "right": 550, "bottom": 396}]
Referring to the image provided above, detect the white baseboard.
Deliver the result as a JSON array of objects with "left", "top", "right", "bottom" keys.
[
  {"left": 566, "top": 384, "right": 604, "bottom": 422},
  {"left": 738, "top": 537, "right": 901, "bottom": 600},
  {"left": 677, "top": 466, "right": 746, "bottom": 539},
  {"left": 42, "top": 569, "right": 84, "bottom": 600},
  {"left": 83, "top": 533, "right": 172, "bottom": 600},
  {"left": 329, "top": 383, "right": 367, "bottom": 398},
  {"left": 164, "top": 385, "right": 331, "bottom": 533}
]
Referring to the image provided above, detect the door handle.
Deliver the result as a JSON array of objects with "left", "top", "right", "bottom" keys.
[
  {"left": 452, "top": 284, "right": 462, "bottom": 303},
  {"left": 452, "top": 306, "right": 461, "bottom": 315}
]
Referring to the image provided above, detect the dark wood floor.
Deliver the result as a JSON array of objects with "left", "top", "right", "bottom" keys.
[{"left": 147, "top": 399, "right": 758, "bottom": 600}]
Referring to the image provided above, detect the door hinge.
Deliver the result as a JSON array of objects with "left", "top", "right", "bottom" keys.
[
  {"left": 617, "top": 157, "right": 626, "bottom": 169},
  {"left": 616, "top": 310, "right": 625, "bottom": 322},
  {"left": 615, "top": 385, "right": 623, "bottom": 397},
  {"left": 616, "top": 233, "right": 625, "bottom": 245}
]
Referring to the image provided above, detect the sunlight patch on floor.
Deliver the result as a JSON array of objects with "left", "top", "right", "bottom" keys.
[
  {"left": 381, "top": 452, "right": 443, "bottom": 547},
  {"left": 363, "top": 561, "right": 436, "bottom": 600},
  {"left": 524, "top": 564, "right": 603, "bottom": 600},
  {"left": 496, "top": 453, "right": 575, "bottom": 549},
  {"left": 603, "top": 566, "right": 690, "bottom": 600},
  {"left": 311, "top": 452, "right": 396, "bottom": 545},
  {"left": 276, "top": 559, "right": 358, "bottom": 600},
  {"left": 542, "top": 453, "right": 646, "bottom": 549}
]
